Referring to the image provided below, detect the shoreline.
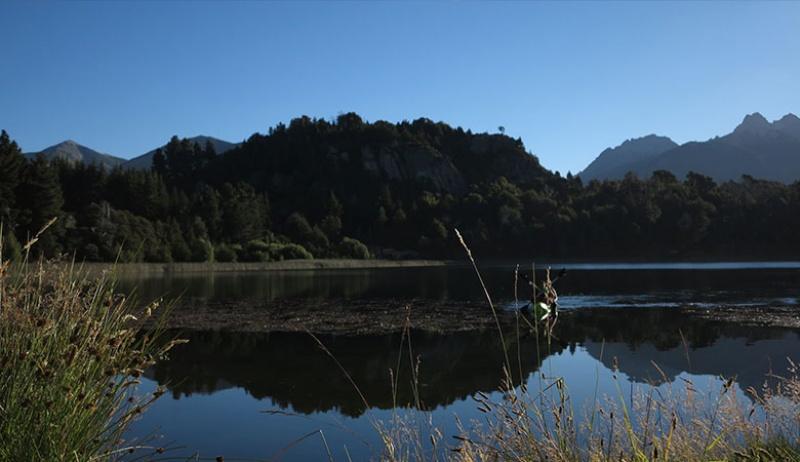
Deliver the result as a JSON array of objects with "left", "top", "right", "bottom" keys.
[
  {"left": 65, "top": 257, "right": 800, "bottom": 275},
  {"left": 73, "top": 259, "right": 455, "bottom": 274}
]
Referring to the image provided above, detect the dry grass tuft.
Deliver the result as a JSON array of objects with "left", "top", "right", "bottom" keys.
[{"left": 0, "top": 224, "right": 181, "bottom": 461}]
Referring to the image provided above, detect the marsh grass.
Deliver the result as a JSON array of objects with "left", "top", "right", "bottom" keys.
[
  {"left": 360, "top": 229, "right": 800, "bottom": 462},
  {"left": 0, "top": 222, "right": 183, "bottom": 461},
  {"left": 451, "top": 358, "right": 800, "bottom": 462}
]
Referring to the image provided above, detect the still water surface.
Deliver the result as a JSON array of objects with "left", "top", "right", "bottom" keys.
[{"left": 122, "top": 263, "right": 800, "bottom": 460}]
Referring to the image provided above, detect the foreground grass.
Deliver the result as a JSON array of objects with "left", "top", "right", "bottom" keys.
[
  {"left": 0, "top": 244, "right": 180, "bottom": 460},
  {"left": 440, "top": 363, "right": 800, "bottom": 462}
]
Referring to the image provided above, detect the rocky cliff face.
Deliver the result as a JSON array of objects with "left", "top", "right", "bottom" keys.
[
  {"left": 361, "top": 143, "right": 466, "bottom": 193},
  {"left": 364, "top": 134, "right": 548, "bottom": 193},
  {"left": 287, "top": 130, "right": 549, "bottom": 194}
]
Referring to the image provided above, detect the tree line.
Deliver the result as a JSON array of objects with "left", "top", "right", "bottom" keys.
[{"left": 2, "top": 114, "right": 799, "bottom": 263}]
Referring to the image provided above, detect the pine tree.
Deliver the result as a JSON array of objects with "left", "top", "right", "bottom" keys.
[
  {"left": 152, "top": 148, "right": 167, "bottom": 175},
  {"left": 1, "top": 227, "right": 23, "bottom": 261},
  {"left": 219, "top": 182, "right": 265, "bottom": 243},
  {"left": 17, "top": 155, "right": 65, "bottom": 256},
  {"left": 167, "top": 219, "right": 191, "bottom": 261},
  {"left": 204, "top": 139, "right": 217, "bottom": 159},
  {"left": 191, "top": 184, "right": 222, "bottom": 239},
  {"left": 324, "top": 191, "right": 343, "bottom": 218},
  {"left": 0, "top": 130, "right": 25, "bottom": 227}
]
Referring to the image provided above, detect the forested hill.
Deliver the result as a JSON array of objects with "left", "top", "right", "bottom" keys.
[
  {"left": 2, "top": 113, "right": 800, "bottom": 263},
  {"left": 198, "top": 113, "right": 552, "bottom": 194}
]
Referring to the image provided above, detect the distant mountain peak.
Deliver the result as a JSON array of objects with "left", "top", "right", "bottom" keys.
[
  {"left": 734, "top": 112, "right": 771, "bottom": 134},
  {"left": 578, "top": 134, "right": 677, "bottom": 181},
  {"left": 773, "top": 113, "right": 800, "bottom": 140},
  {"left": 25, "top": 140, "right": 125, "bottom": 169},
  {"left": 45, "top": 139, "right": 86, "bottom": 151},
  {"left": 618, "top": 134, "right": 672, "bottom": 147},
  {"left": 47, "top": 139, "right": 81, "bottom": 150}
]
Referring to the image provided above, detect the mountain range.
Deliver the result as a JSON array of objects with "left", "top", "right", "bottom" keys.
[
  {"left": 579, "top": 112, "right": 800, "bottom": 183},
  {"left": 25, "top": 136, "right": 239, "bottom": 170},
  {"left": 23, "top": 112, "right": 800, "bottom": 184}
]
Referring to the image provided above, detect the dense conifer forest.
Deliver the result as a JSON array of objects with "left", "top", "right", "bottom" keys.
[{"left": 2, "top": 114, "right": 800, "bottom": 262}]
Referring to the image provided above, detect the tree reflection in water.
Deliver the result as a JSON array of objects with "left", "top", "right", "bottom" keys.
[{"left": 147, "top": 308, "right": 799, "bottom": 417}]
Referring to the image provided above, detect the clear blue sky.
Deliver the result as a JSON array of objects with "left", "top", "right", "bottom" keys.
[{"left": 1, "top": 2, "right": 798, "bottom": 175}]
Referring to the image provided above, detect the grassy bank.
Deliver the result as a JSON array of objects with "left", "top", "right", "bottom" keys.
[{"left": 73, "top": 258, "right": 451, "bottom": 275}]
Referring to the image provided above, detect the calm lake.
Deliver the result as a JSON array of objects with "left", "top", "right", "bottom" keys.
[{"left": 122, "top": 263, "right": 800, "bottom": 461}]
